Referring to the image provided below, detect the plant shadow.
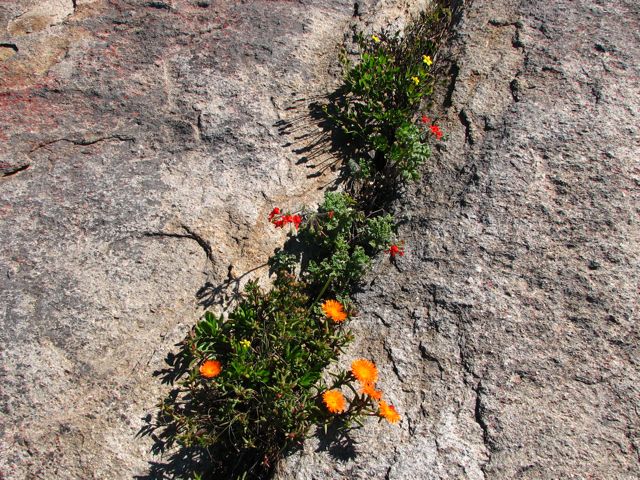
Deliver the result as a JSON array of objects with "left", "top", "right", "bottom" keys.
[
  {"left": 275, "top": 89, "right": 355, "bottom": 188},
  {"left": 196, "top": 262, "right": 268, "bottom": 311},
  {"left": 313, "top": 421, "right": 359, "bottom": 463}
]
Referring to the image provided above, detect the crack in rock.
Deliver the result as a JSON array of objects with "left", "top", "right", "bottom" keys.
[
  {"left": 29, "top": 135, "right": 135, "bottom": 154},
  {"left": 1, "top": 163, "right": 30, "bottom": 177},
  {"left": 0, "top": 42, "right": 19, "bottom": 52},
  {"left": 143, "top": 225, "right": 215, "bottom": 264}
]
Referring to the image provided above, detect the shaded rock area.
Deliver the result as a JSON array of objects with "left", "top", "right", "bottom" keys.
[
  {"left": 0, "top": 0, "right": 638, "bottom": 479},
  {"left": 278, "top": 0, "right": 640, "bottom": 479}
]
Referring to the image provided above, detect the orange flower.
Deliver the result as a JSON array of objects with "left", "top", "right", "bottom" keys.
[
  {"left": 322, "top": 389, "right": 347, "bottom": 414},
  {"left": 199, "top": 359, "right": 222, "bottom": 378},
  {"left": 379, "top": 400, "right": 401, "bottom": 424},
  {"left": 361, "top": 382, "right": 383, "bottom": 400},
  {"left": 321, "top": 299, "right": 347, "bottom": 323},
  {"left": 351, "top": 359, "right": 378, "bottom": 385}
]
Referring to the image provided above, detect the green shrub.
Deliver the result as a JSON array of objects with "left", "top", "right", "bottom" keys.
[
  {"left": 326, "top": 3, "right": 451, "bottom": 185},
  {"left": 160, "top": 272, "right": 352, "bottom": 477},
  {"left": 149, "top": 4, "right": 451, "bottom": 479}
]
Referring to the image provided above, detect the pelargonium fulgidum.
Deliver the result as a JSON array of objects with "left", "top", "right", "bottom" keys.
[
  {"left": 268, "top": 207, "right": 280, "bottom": 221},
  {"left": 387, "top": 244, "right": 404, "bottom": 258},
  {"left": 269, "top": 208, "right": 303, "bottom": 230},
  {"left": 430, "top": 124, "right": 443, "bottom": 140}
]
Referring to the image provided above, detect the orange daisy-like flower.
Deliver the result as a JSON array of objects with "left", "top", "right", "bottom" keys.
[
  {"left": 361, "top": 382, "right": 383, "bottom": 400},
  {"left": 322, "top": 389, "right": 347, "bottom": 414},
  {"left": 199, "top": 359, "right": 222, "bottom": 378},
  {"left": 351, "top": 359, "right": 378, "bottom": 385},
  {"left": 379, "top": 400, "right": 401, "bottom": 424},
  {"left": 321, "top": 299, "right": 348, "bottom": 323}
]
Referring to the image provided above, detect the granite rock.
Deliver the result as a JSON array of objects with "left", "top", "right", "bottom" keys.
[
  {"left": 277, "top": 0, "right": 640, "bottom": 478},
  {"left": 1, "top": 0, "right": 638, "bottom": 478}
]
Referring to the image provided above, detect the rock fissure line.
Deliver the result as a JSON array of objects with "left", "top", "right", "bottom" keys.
[
  {"left": 1, "top": 163, "right": 30, "bottom": 177},
  {"left": 0, "top": 42, "right": 19, "bottom": 52},
  {"left": 29, "top": 135, "right": 135, "bottom": 154},
  {"left": 143, "top": 225, "right": 215, "bottom": 264}
]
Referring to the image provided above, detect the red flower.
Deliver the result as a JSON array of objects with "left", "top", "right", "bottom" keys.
[
  {"left": 270, "top": 210, "right": 302, "bottom": 230},
  {"left": 268, "top": 207, "right": 280, "bottom": 221},
  {"left": 430, "top": 124, "right": 443, "bottom": 140},
  {"left": 386, "top": 244, "right": 404, "bottom": 258},
  {"left": 421, "top": 114, "right": 430, "bottom": 124},
  {"left": 327, "top": 211, "right": 334, "bottom": 219}
]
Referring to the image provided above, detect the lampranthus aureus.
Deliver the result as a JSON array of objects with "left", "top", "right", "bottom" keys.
[
  {"left": 378, "top": 400, "right": 401, "bottom": 424},
  {"left": 321, "top": 299, "right": 347, "bottom": 323},
  {"left": 322, "top": 389, "right": 347, "bottom": 414},
  {"left": 199, "top": 359, "right": 222, "bottom": 378},
  {"left": 351, "top": 359, "right": 378, "bottom": 385}
]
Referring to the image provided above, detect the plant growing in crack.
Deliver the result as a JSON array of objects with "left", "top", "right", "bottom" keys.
[{"left": 144, "top": 3, "right": 452, "bottom": 478}]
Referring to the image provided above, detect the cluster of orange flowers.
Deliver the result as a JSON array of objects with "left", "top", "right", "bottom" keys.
[
  {"left": 198, "top": 285, "right": 400, "bottom": 426},
  {"left": 322, "top": 358, "right": 401, "bottom": 424}
]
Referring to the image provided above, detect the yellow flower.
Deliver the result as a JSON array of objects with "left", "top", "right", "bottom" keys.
[
  {"left": 372, "top": 34, "right": 381, "bottom": 43},
  {"left": 322, "top": 389, "right": 347, "bottom": 414},
  {"left": 351, "top": 359, "right": 378, "bottom": 385},
  {"left": 321, "top": 299, "right": 348, "bottom": 323},
  {"left": 379, "top": 400, "right": 401, "bottom": 424},
  {"left": 411, "top": 76, "right": 420, "bottom": 85},
  {"left": 239, "top": 339, "right": 251, "bottom": 348},
  {"left": 199, "top": 359, "right": 222, "bottom": 378},
  {"left": 422, "top": 55, "right": 433, "bottom": 66}
]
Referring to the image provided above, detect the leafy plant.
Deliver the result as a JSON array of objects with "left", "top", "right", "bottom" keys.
[
  {"left": 388, "top": 121, "right": 431, "bottom": 181},
  {"left": 326, "top": 3, "right": 451, "bottom": 186},
  {"left": 160, "top": 272, "right": 352, "bottom": 478},
  {"left": 148, "top": 4, "right": 452, "bottom": 479},
  {"left": 301, "top": 192, "right": 394, "bottom": 295}
]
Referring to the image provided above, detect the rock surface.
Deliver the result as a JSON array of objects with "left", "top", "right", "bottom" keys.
[
  {"left": 1, "top": 0, "right": 638, "bottom": 479},
  {"left": 278, "top": 0, "right": 640, "bottom": 479},
  {"left": 0, "top": 0, "right": 374, "bottom": 477}
]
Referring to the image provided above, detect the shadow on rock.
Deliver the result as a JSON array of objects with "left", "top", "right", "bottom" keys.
[
  {"left": 276, "top": 90, "right": 354, "bottom": 188},
  {"left": 196, "top": 262, "right": 268, "bottom": 310},
  {"left": 134, "top": 444, "right": 208, "bottom": 480},
  {"left": 313, "top": 421, "right": 359, "bottom": 463}
]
